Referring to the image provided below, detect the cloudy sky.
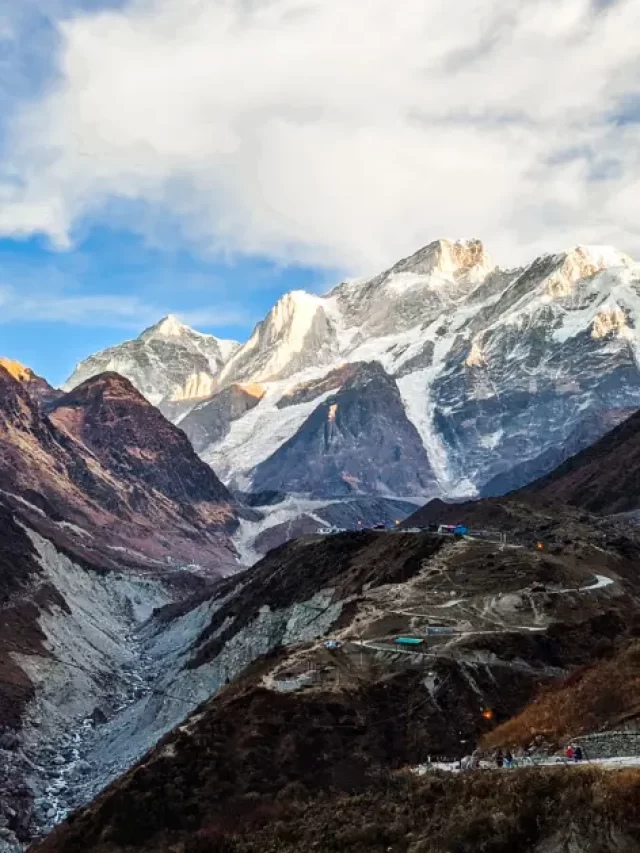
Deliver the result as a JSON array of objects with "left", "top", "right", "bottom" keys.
[{"left": 1, "top": 0, "right": 639, "bottom": 383}]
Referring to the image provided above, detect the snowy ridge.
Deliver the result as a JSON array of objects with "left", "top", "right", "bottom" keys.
[
  {"left": 218, "top": 290, "right": 337, "bottom": 386},
  {"left": 233, "top": 496, "right": 337, "bottom": 564},
  {"left": 64, "top": 240, "right": 640, "bottom": 515},
  {"left": 65, "top": 315, "right": 240, "bottom": 406}
]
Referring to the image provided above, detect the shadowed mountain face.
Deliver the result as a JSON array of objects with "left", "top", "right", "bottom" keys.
[
  {"left": 275, "top": 363, "right": 362, "bottom": 409},
  {"left": 0, "top": 366, "right": 239, "bottom": 574},
  {"left": 520, "top": 408, "right": 640, "bottom": 515},
  {"left": 178, "top": 383, "right": 265, "bottom": 452},
  {"left": 405, "top": 405, "right": 640, "bottom": 527},
  {"left": 480, "top": 407, "right": 637, "bottom": 497},
  {"left": 251, "top": 362, "right": 438, "bottom": 498}
]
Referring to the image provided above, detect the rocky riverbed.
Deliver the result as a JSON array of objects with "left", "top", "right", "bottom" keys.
[{"left": 28, "top": 633, "right": 160, "bottom": 838}]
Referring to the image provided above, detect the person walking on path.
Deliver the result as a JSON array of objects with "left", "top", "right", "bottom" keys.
[
  {"left": 566, "top": 744, "right": 574, "bottom": 762},
  {"left": 504, "top": 750, "right": 513, "bottom": 769},
  {"left": 574, "top": 745, "right": 583, "bottom": 762},
  {"left": 495, "top": 749, "right": 504, "bottom": 769}
]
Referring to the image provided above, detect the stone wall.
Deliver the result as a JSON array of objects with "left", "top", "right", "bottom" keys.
[{"left": 573, "top": 731, "right": 640, "bottom": 759}]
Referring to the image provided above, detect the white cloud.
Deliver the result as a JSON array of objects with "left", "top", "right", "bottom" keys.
[
  {"left": 0, "top": 285, "right": 156, "bottom": 326},
  {"left": 1, "top": 0, "right": 640, "bottom": 273},
  {"left": 0, "top": 281, "right": 252, "bottom": 328}
]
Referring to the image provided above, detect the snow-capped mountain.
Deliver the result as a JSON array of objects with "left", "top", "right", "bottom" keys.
[
  {"left": 218, "top": 290, "right": 339, "bottom": 385},
  {"left": 65, "top": 239, "right": 640, "bottom": 508},
  {"left": 65, "top": 315, "right": 240, "bottom": 406}
]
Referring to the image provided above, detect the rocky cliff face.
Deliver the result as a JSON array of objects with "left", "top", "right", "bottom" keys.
[
  {"left": 218, "top": 291, "right": 339, "bottom": 385},
  {"left": 251, "top": 362, "right": 437, "bottom": 498},
  {"left": 64, "top": 240, "right": 640, "bottom": 509},
  {"left": 480, "top": 408, "right": 637, "bottom": 497},
  {"left": 426, "top": 247, "right": 640, "bottom": 493},
  {"left": 65, "top": 315, "right": 239, "bottom": 406}
]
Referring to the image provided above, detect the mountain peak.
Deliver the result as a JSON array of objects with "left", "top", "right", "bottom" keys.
[
  {"left": 569, "top": 245, "right": 634, "bottom": 268},
  {"left": 65, "top": 370, "right": 144, "bottom": 401},
  {"left": 540, "top": 244, "right": 635, "bottom": 299},
  {"left": 218, "top": 289, "right": 335, "bottom": 386},
  {"left": 392, "top": 237, "right": 494, "bottom": 280},
  {"left": 0, "top": 357, "right": 33, "bottom": 382},
  {"left": 64, "top": 313, "right": 241, "bottom": 406},
  {"left": 272, "top": 289, "right": 320, "bottom": 311},
  {"left": 142, "top": 313, "right": 193, "bottom": 340},
  {"left": 269, "top": 290, "right": 322, "bottom": 328}
]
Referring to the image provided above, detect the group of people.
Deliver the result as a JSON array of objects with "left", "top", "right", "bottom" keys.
[
  {"left": 565, "top": 743, "right": 584, "bottom": 762},
  {"left": 460, "top": 747, "right": 523, "bottom": 771},
  {"left": 459, "top": 741, "right": 585, "bottom": 772},
  {"left": 495, "top": 749, "right": 514, "bottom": 768}
]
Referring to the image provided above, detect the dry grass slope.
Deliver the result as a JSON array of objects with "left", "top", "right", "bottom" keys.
[
  {"left": 33, "top": 766, "right": 640, "bottom": 853},
  {"left": 483, "top": 641, "right": 640, "bottom": 750}
]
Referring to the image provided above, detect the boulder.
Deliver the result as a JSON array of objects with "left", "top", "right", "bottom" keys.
[{"left": 91, "top": 707, "right": 108, "bottom": 726}]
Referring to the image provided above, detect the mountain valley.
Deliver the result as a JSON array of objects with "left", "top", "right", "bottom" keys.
[{"left": 4, "top": 238, "right": 640, "bottom": 852}]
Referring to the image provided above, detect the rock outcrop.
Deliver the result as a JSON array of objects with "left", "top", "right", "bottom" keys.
[
  {"left": 178, "top": 383, "right": 265, "bottom": 452},
  {"left": 0, "top": 357, "right": 60, "bottom": 408}
]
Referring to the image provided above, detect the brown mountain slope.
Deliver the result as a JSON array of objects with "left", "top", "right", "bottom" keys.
[
  {"left": 31, "top": 684, "right": 640, "bottom": 853},
  {"left": 49, "top": 372, "right": 234, "bottom": 519},
  {"left": 0, "top": 366, "right": 239, "bottom": 573},
  {"left": 123, "top": 768, "right": 640, "bottom": 853},
  {"left": 0, "top": 505, "right": 54, "bottom": 731},
  {"left": 483, "top": 640, "right": 640, "bottom": 750}
]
